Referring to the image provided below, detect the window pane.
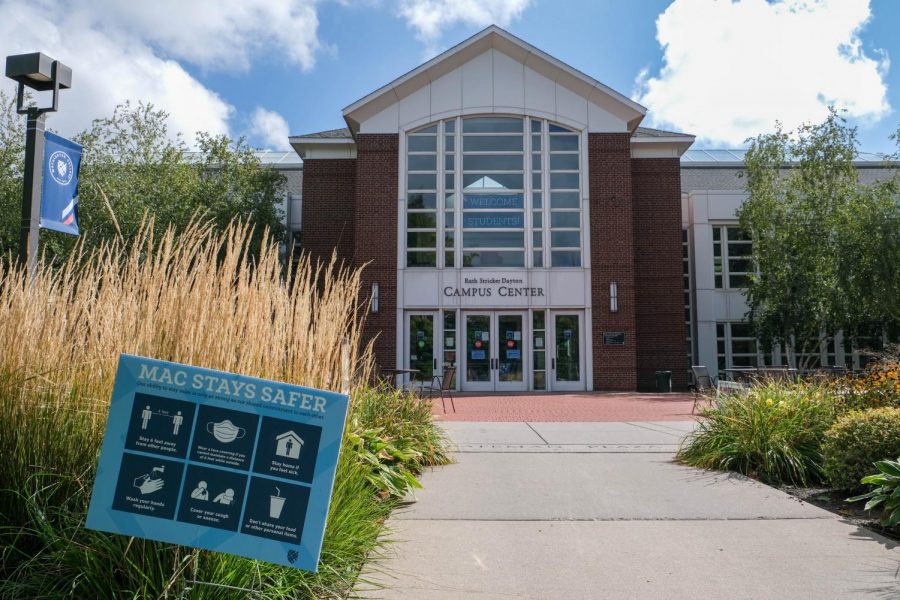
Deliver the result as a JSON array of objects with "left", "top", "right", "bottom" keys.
[
  {"left": 551, "top": 231, "right": 580, "bottom": 248},
  {"left": 463, "top": 136, "right": 523, "bottom": 152},
  {"left": 462, "top": 194, "right": 524, "bottom": 209},
  {"left": 445, "top": 193, "right": 455, "bottom": 208},
  {"left": 407, "top": 232, "right": 436, "bottom": 248},
  {"left": 550, "top": 212, "right": 580, "bottom": 228},
  {"left": 462, "top": 250, "right": 524, "bottom": 267},
  {"left": 531, "top": 135, "right": 541, "bottom": 151},
  {"left": 729, "top": 274, "right": 749, "bottom": 288},
  {"left": 408, "top": 154, "right": 436, "bottom": 171},
  {"left": 415, "top": 124, "right": 437, "bottom": 134},
  {"left": 712, "top": 227, "right": 721, "bottom": 241},
  {"left": 408, "top": 136, "right": 436, "bottom": 152},
  {"left": 550, "top": 154, "right": 579, "bottom": 170},
  {"left": 550, "top": 192, "right": 579, "bottom": 208},
  {"left": 463, "top": 173, "right": 523, "bottom": 189},
  {"left": 532, "top": 192, "right": 542, "bottom": 208},
  {"left": 445, "top": 154, "right": 454, "bottom": 171},
  {"left": 532, "top": 211, "right": 542, "bottom": 227},
  {"left": 463, "top": 231, "right": 524, "bottom": 248},
  {"left": 445, "top": 251, "right": 454, "bottom": 267},
  {"left": 408, "top": 173, "right": 436, "bottom": 190},
  {"left": 445, "top": 173, "right": 454, "bottom": 189},
  {"left": 407, "top": 251, "right": 436, "bottom": 267},
  {"left": 407, "top": 212, "right": 436, "bottom": 228},
  {"left": 531, "top": 154, "right": 541, "bottom": 170},
  {"left": 727, "top": 227, "right": 750, "bottom": 241},
  {"left": 551, "top": 250, "right": 581, "bottom": 267},
  {"left": 462, "top": 117, "right": 523, "bottom": 133},
  {"left": 533, "top": 310, "right": 545, "bottom": 329},
  {"left": 533, "top": 250, "right": 543, "bottom": 267},
  {"left": 728, "top": 243, "right": 752, "bottom": 257},
  {"left": 549, "top": 135, "right": 578, "bottom": 151},
  {"left": 463, "top": 154, "right": 523, "bottom": 171},
  {"left": 531, "top": 120, "right": 542, "bottom": 132},
  {"left": 408, "top": 193, "right": 436, "bottom": 209},
  {"left": 550, "top": 172, "right": 579, "bottom": 189},
  {"left": 549, "top": 123, "right": 574, "bottom": 133},
  {"left": 445, "top": 210, "right": 454, "bottom": 227},
  {"left": 533, "top": 231, "right": 542, "bottom": 247},
  {"left": 444, "top": 120, "right": 455, "bottom": 133},
  {"left": 729, "top": 258, "right": 752, "bottom": 273},
  {"left": 445, "top": 231, "right": 455, "bottom": 247},
  {"left": 445, "top": 135, "right": 455, "bottom": 152},
  {"left": 731, "top": 323, "right": 753, "bottom": 337}
]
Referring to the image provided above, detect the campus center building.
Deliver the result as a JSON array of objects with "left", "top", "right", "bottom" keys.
[{"left": 291, "top": 26, "right": 695, "bottom": 393}]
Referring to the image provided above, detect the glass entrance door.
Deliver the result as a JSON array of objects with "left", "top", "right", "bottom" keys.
[
  {"left": 406, "top": 313, "right": 437, "bottom": 388},
  {"left": 462, "top": 312, "right": 528, "bottom": 392},
  {"left": 551, "top": 312, "right": 584, "bottom": 391},
  {"left": 496, "top": 313, "right": 526, "bottom": 391},
  {"left": 463, "top": 314, "right": 493, "bottom": 391}
]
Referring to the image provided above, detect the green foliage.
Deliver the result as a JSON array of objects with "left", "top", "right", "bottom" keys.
[
  {"left": 0, "top": 94, "right": 286, "bottom": 266},
  {"left": 677, "top": 381, "right": 837, "bottom": 485},
  {"left": 847, "top": 457, "right": 900, "bottom": 531},
  {"left": 821, "top": 407, "right": 900, "bottom": 491},
  {"left": 739, "top": 109, "right": 900, "bottom": 367}
]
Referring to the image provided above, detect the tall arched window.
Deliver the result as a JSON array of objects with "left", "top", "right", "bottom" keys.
[{"left": 405, "top": 116, "right": 581, "bottom": 269}]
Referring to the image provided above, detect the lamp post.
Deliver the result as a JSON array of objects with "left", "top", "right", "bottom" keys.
[{"left": 5, "top": 52, "right": 71, "bottom": 276}]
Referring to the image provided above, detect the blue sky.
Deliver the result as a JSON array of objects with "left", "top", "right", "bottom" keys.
[{"left": 3, "top": 0, "right": 900, "bottom": 154}]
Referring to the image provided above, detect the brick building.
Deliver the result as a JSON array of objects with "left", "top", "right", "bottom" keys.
[{"left": 291, "top": 26, "right": 694, "bottom": 392}]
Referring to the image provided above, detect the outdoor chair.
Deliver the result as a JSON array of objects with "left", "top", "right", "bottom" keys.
[
  {"left": 691, "top": 365, "right": 717, "bottom": 414},
  {"left": 421, "top": 366, "right": 456, "bottom": 414}
]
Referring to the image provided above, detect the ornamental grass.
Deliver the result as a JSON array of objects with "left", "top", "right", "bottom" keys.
[
  {"left": 677, "top": 381, "right": 838, "bottom": 485},
  {"left": 0, "top": 218, "right": 445, "bottom": 598}
]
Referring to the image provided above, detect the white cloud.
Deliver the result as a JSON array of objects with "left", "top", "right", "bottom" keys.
[
  {"left": 397, "top": 0, "right": 531, "bottom": 52},
  {"left": 635, "top": 0, "right": 890, "bottom": 146},
  {"left": 248, "top": 108, "right": 292, "bottom": 150},
  {"left": 0, "top": 0, "right": 323, "bottom": 146}
]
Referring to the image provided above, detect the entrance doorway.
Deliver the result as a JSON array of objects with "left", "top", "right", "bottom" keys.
[
  {"left": 462, "top": 312, "right": 527, "bottom": 392},
  {"left": 549, "top": 312, "right": 584, "bottom": 391}
]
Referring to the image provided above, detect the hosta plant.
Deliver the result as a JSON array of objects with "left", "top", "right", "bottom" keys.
[{"left": 847, "top": 458, "right": 900, "bottom": 530}]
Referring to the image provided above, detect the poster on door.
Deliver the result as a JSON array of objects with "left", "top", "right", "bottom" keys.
[{"left": 86, "top": 354, "right": 349, "bottom": 572}]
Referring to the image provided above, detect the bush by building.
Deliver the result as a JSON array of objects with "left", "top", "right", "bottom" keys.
[{"left": 821, "top": 407, "right": 900, "bottom": 491}]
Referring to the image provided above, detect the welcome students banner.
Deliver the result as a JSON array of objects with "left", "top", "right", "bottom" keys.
[
  {"left": 86, "top": 355, "right": 349, "bottom": 572},
  {"left": 40, "top": 131, "right": 82, "bottom": 236}
]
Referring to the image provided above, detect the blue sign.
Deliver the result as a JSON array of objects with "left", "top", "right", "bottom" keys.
[
  {"left": 86, "top": 354, "right": 349, "bottom": 572},
  {"left": 463, "top": 194, "right": 523, "bottom": 210},
  {"left": 40, "top": 131, "right": 82, "bottom": 236},
  {"left": 506, "top": 349, "right": 521, "bottom": 359},
  {"left": 462, "top": 212, "right": 524, "bottom": 229},
  {"left": 470, "top": 350, "right": 486, "bottom": 360}
]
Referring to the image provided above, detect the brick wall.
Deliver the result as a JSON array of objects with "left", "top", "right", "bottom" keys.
[
  {"left": 300, "top": 159, "right": 356, "bottom": 267},
  {"left": 353, "top": 134, "right": 399, "bottom": 372},
  {"left": 588, "top": 133, "right": 637, "bottom": 390},
  {"left": 631, "top": 158, "right": 688, "bottom": 391}
]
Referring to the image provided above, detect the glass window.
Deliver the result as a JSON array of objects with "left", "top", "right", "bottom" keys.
[
  {"left": 533, "top": 310, "right": 546, "bottom": 390},
  {"left": 712, "top": 225, "right": 753, "bottom": 289},
  {"left": 406, "top": 116, "right": 581, "bottom": 270}
]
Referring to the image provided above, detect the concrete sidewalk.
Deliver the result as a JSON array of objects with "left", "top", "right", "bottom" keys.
[{"left": 358, "top": 422, "right": 900, "bottom": 599}]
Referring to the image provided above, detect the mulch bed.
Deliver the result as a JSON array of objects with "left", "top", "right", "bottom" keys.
[{"left": 779, "top": 484, "right": 900, "bottom": 543}]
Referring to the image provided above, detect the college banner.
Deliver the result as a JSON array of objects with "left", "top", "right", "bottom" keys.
[
  {"left": 40, "top": 131, "right": 82, "bottom": 236},
  {"left": 86, "top": 354, "right": 349, "bottom": 572}
]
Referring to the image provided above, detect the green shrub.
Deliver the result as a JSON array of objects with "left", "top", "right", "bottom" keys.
[
  {"left": 677, "top": 381, "right": 837, "bottom": 485},
  {"left": 847, "top": 457, "right": 900, "bottom": 531},
  {"left": 821, "top": 407, "right": 900, "bottom": 491}
]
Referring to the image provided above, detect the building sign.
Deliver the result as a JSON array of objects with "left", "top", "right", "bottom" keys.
[
  {"left": 462, "top": 212, "right": 524, "bottom": 228},
  {"left": 463, "top": 193, "right": 524, "bottom": 210},
  {"left": 40, "top": 131, "right": 82, "bottom": 236},
  {"left": 443, "top": 275, "right": 544, "bottom": 298},
  {"left": 603, "top": 331, "right": 626, "bottom": 345},
  {"left": 86, "top": 354, "right": 349, "bottom": 572}
]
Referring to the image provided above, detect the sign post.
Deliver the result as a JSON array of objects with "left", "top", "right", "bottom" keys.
[{"left": 86, "top": 354, "right": 349, "bottom": 572}]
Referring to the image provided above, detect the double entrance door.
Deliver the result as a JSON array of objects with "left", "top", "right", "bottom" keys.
[{"left": 404, "top": 310, "right": 585, "bottom": 392}]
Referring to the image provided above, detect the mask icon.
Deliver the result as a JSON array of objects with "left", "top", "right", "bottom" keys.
[{"left": 207, "top": 419, "right": 245, "bottom": 443}]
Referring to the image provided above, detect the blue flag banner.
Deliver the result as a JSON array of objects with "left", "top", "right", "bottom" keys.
[
  {"left": 40, "top": 131, "right": 82, "bottom": 236},
  {"left": 86, "top": 354, "right": 350, "bottom": 572}
]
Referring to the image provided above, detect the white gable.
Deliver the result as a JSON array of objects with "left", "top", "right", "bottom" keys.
[{"left": 345, "top": 26, "right": 645, "bottom": 136}]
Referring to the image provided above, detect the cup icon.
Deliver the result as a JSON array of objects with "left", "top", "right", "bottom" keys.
[
  {"left": 207, "top": 419, "right": 245, "bottom": 443},
  {"left": 270, "top": 487, "right": 285, "bottom": 519}
]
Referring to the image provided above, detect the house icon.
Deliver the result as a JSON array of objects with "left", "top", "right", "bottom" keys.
[{"left": 275, "top": 431, "right": 304, "bottom": 460}]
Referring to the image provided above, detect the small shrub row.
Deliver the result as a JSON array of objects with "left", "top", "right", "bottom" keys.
[{"left": 821, "top": 407, "right": 900, "bottom": 491}]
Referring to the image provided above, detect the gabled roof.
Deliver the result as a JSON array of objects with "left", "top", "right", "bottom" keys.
[
  {"left": 293, "top": 126, "right": 691, "bottom": 142},
  {"left": 341, "top": 25, "right": 647, "bottom": 135},
  {"left": 276, "top": 430, "right": 304, "bottom": 442}
]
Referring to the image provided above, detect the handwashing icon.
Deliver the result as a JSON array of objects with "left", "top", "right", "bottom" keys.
[{"left": 207, "top": 419, "right": 246, "bottom": 443}]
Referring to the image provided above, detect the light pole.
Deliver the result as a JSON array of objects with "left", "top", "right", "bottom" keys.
[{"left": 5, "top": 52, "right": 71, "bottom": 275}]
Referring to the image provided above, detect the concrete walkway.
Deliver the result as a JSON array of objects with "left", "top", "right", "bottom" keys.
[{"left": 359, "top": 421, "right": 900, "bottom": 599}]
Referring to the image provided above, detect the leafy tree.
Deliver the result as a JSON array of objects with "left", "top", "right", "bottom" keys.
[
  {"left": 0, "top": 93, "right": 286, "bottom": 265},
  {"left": 739, "top": 109, "right": 900, "bottom": 367}
]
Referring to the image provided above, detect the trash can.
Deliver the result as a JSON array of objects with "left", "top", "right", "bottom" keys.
[{"left": 655, "top": 370, "right": 672, "bottom": 393}]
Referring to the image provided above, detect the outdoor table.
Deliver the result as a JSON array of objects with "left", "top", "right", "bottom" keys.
[{"left": 379, "top": 368, "right": 419, "bottom": 389}]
